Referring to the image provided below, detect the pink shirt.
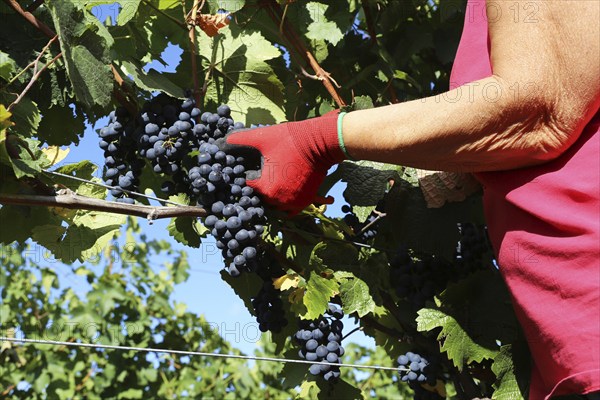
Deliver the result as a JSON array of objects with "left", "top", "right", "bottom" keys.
[{"left": 450, "top": 0, "right": 600, "bottom": 398}]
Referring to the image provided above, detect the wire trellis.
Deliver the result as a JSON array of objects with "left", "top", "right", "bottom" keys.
[{"left": 0, "top": 337, "right": 401, "bottom": 373}]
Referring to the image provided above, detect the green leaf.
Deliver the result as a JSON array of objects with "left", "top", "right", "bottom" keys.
[
  {"left": 0, "top": 93, "right": 41, "bottom": 138},
  {"left": 48, "top": 0, "right": 114, "bottom": 113},
  {"left": 0, "top": 205, "right": 62, "bottom": 245},
  {"left": 0, "top": 134, "right": 47, "bottom": 178},
  {"left": 167, "top": 217, "right": 204, "bottom": 248},
  {"left": 0, "top": 51, "right": 16, "bottom": 81},
  {"left": 351, "top": 95, "right": 374, "bottom": 111},
  {"left": 298, "top": 381, "right": 320, "bottom": 399},
  {"left": 0, "top": 104, "right": 12, "bottom": 130},
  {"left": 492, "top": 344, "right": 530, "bottom": 400},
  {"left": 198, "top": 26, "right": 286, "bottom": 125},
  {"left": 416, "top": 271, "right": 519, "bottom": 369},
  {"left": 117, "top": 0, "right": 142, "bottom": 25},
  {"left": 302, "top": 271, "right": 339, "bottom": 320},
  {"left": 121, "top": 60, "right": 185, "bottom": 99},
  {"left": 338, "top": 160, "right": 402, "bottom": 207},
  {"left": 305, "top": 3, "right": 344, "bottom": 46},
  {"left": 393, "top": 70, "right": 422, "bottom": 90},
  {"left": 49, "top": 160, "right": 103, "bottom": 198},
  {"left": 351, "top": 205, "right": 375, "bottom": 223},
  {"left": 37, "top": 104, "right": 85, "bottom": 146},
  {"left": 339, "top": 276, "right": 375, "bottom": 317},
  {"left": 32, "top": 211, "right": 125, "bottom": 263},
  {"left": 416, "top": 307, "right": 498, "bottom": 370}
]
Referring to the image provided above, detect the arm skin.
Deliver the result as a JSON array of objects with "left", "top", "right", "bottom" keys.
[{"left": 343, "top": 0, "right": 600, "bottom": 172}]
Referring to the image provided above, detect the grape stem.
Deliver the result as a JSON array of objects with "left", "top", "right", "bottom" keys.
[
  {"left": 354, "top": 212, "right": 386, "bottom": 238},
  {"left": 6, "top": 36, "right": 57, "bottom": 87},
  {"left": 186, "top": 0, "right": 204, "bottom": 106},
  {"left": 264, "top": 0, "right": 347, "bottom": 108},
  {"left": 8, "top": 36, "right": 60, "bottom": 112},
  {"left": 341, "top": 326, "right": 363, "bottom": 341}
]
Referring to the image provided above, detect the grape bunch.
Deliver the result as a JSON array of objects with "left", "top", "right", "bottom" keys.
[
  {"left": 293, "top": 304, "right": 345, "bottom": 382},
  {"left": 98, "top": 95, "right": 265, "bottom": 277},
  {"left": 192, "top": 140, "right": 264, "bottom": 276},
  {"left": 341, "top": 204, "right": 382, "bottom": 243},
  {"left": 98, "top": 108, "right": 144, "bottom": 204},
  {"left": 251, "top": 280, "right": 288, "bottom": 333},
  {"left": 397, "top": 351, "right": 443, "bottom": 399},
  {"left": 454, "top": 222, "right": 497, "bottom": 275},
  {"left": 389, "top": 248, "right": 452, "bottom": 309}
]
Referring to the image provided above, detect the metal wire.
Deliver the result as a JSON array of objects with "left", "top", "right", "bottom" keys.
[
  {"left": 43, "top": 170, "right": 186, "bottom": 207},
  {"left": 0, "top": 337, "right": 401, "bottom": 372}
]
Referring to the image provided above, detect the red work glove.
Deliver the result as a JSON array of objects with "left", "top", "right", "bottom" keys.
[{"left": 223, "top": 111, "right": 346, "bottom": 214}]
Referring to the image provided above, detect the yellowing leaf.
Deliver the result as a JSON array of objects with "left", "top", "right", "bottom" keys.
[
  {"left": 0, "top": 104, "right": 13, "bottom": 130},
  {"left": 41, "top": 146, "right": 70, "bottom": 167},
  {"left": 273, "top": 274, "right": 300, "bottom": 291}
]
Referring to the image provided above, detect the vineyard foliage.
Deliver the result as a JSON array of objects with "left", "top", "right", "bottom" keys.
[{"left": 0, "top": 0, "right": 531, "bottom": 398}]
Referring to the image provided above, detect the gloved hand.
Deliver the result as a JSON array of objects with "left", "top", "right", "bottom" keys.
[{"left": 221, "top": 111, "right": 347, "bottom": 214}]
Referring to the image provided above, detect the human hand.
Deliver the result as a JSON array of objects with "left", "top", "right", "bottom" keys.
[{"left": 219, "top": 111, "right": 346, "bottom": 214}]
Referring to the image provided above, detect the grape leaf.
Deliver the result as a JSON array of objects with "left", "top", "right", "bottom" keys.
[
  {"left": 221, "top": 270, "right": 264, "bottom": 321},
  {"left": 197, "top": 26, "right": 286, "bottom": 125},
  {"left": 352, "top": 205, "right": 376, "bottom": 224},
  {"left": 117, "top": 0, "right": 141, "bottom": 25},
  {"left": 339, "top": 276, "right": 375, "bottom": 317},
  {"left": 273, "top": 274, "right": 301, "bottom": 291},
  {"left": 298, "top": 376, "right": 362, "bottom": 399},
  {"left": 167, "top": 217, "right": 204, "bottom": 248},
  {"left": 0, "top": 93, "right": 41, "bottom": 138},
  {"left": 49, "top": 160, "right": 103, "bottom": 197},
  {"left": 48, "top": 0, "right": 114, "bottom": 114},
  {"left": 0, "top": 135, "right": 47, "bottom": 178},
  {"left": 0, "top": 205, "right": 62, "bottom": 245},
  {"left": 37, "top": 104, "right": 85, "bottom": 146},
  {"left": 299, "top": 381, "right": 320, "bottom": 398},
  {"left": 492, "top": 344, "right": 530, "bottom": 400},
  {"left": 352, "top": 95, "right": 374, "bottom": 111},
  {"left": 337, "top": 160, "right": 402, "bottom": 207},
  {"left": 416, "top": 271, "right": 519, "bottom": 369},
  {"left": 305, "top": 3, "right": 344, "bottom": 46},
  {"left": 0, "top": 51, "right": 16, "bottom": 82},
  {"left": 40, "top": 146, "right": 70, "bottom": 168},
  {"left": 31, "top": 211, "right": 125, "bottom": 264},
  {"left": 416, "top": 307, "right": 498, "bottom": 370},
  {"left": 0, "top": 104, "right": 13, "bottom": 130},
  {"left": 121, "top": 60, "right": 185, "bottom": 99},
  {"left": 302, "top": 271, "right": 339, "bottom": 320}
]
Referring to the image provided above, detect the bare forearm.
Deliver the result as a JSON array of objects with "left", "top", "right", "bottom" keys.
[
  {"left": 343, "top": 0, "right": 600, "bottom": 173},
  {"left": 342, "top": 76, "right": 560, "bottom": 172}
]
